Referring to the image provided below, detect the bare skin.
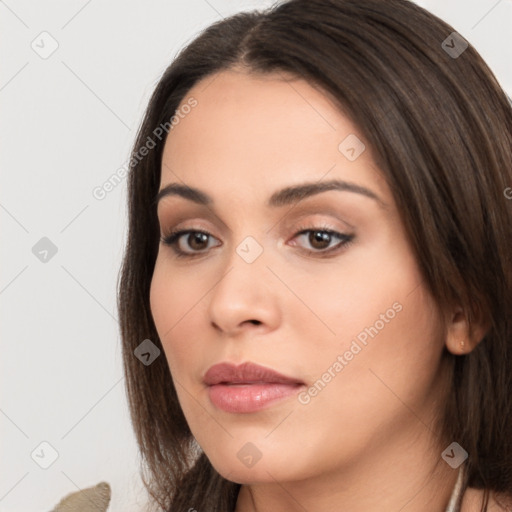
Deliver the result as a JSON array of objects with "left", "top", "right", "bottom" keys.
[{"left": 149, "top": 68, "right": 494, "bottom": 511}]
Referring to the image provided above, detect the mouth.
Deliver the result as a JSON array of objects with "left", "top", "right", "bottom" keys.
[
  {"left": 203, "top": 361, "right": 305, "bottom": 413},
  {"left": 206, "top": 382, "right": 305, "bottom": 413},
  {"left": 203, "top": 361, "right": 304, "bottom": 386}
]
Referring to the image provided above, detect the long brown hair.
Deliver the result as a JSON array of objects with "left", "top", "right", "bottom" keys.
[{"left": 117, "top": 0, "right": 512, "bottom": 510}]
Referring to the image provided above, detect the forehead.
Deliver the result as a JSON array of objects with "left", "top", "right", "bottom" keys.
[
  {"left": 166, "top": 68, "right": 352, "bottom": 148},
  {"left": 160, "top": 69, "right": 387, "bottom": 207}
]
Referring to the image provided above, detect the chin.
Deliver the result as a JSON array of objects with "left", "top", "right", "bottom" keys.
[{"left": 207, "top": 450, "right": 307, "bottom": 485}]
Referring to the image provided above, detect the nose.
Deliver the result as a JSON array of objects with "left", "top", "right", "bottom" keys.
[{"left": 207, "top": 244, "right": 281, "bottom": 336}]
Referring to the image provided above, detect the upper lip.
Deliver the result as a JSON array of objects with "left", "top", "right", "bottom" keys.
[{"left": 203, "top": 361, "right": 304, "bottom": 386}]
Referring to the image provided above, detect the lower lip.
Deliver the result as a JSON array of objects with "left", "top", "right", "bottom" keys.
[{"left": 207, "top": 383, "right": 303, "bottom": 413}]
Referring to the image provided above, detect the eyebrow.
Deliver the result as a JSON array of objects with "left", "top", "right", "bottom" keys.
[{"left": 155, "top": 179, "right": 386, "bottom": 209}]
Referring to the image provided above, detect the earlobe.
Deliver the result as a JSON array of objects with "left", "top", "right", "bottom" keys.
[{"left": 445, "top": 306, "right": 489, "bottom": 356}]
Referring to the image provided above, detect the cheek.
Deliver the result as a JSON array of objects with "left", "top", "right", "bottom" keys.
[
  {"left": 300, "top": 287, "right": 443, "bottom": 437},
  {"left": 149, "top": 256, "right": 218, "bottom": 388},
  {"left": 283, "top": 236, "right": 426, "bottom": 351},
  {"left": 150, "top": 260, "right": 174, "bottom": 338},
  {"left": 149, "top": 259, "right": 197, "bottom": 367},
  {"left": 291, "top": 235, "right": 443, "bottom": 404},
  {"left": 150, "top": 256, "right": 206, "bottom": 326},
  {"left": 285, "top": 275, "right": 443, "bottom": 474}
]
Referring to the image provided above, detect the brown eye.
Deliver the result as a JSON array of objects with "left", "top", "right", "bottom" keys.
[
  {"left": 160, "top": 229, "right": 221, "bottom": 257},
  {"left": 308, "top": 230, "right": 332, "bottom": 250},
  {"left": 186, "top": 232, "right": 209, "bottom": 251},
  {"left": 292, "top": 226, "right": 354, "bottom": 256}
]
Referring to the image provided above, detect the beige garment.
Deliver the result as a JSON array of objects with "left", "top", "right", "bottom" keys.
[{"left": 51, "top": 481, "right": 111, "bottom": 512}]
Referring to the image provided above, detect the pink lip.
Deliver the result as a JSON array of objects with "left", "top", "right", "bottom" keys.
[{"left": 203, "top": 362, "right": 304, "bottom": 413}]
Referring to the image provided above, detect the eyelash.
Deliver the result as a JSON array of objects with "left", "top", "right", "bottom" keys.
[{"left": 160, "top": 223, "right": 354, "bottom": 259}]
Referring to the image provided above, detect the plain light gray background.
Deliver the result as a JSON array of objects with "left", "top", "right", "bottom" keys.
[{"left": 1, "top": 1, "right": 510, "bottom": 511}]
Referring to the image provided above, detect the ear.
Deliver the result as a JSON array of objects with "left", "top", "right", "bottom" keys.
[{"left": 445, "top": 304, "right": 490, "bottom": 356}]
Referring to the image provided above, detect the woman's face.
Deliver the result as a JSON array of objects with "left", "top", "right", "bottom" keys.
[{"left": 150, "top": 69, "right": 449, "bottom": 484}]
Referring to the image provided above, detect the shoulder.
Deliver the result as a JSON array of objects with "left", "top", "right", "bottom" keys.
[{"left": 460, "top": 487, "right": 512, "bottom": 512}]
